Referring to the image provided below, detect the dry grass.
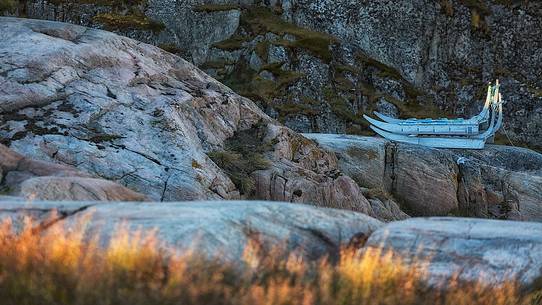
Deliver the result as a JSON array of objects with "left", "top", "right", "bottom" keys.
[{"left": 0, "top": 215, "right": 538, "bottom": 305}]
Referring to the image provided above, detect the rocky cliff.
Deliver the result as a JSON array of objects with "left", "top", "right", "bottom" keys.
[
  {"left": 2, "top": 17, "right": 542, "bottom": 223},
  {"left": 306, "top": 134, "right": 542, "bottom": 222},
  {"left": 5, "top": 0, "right": 541, "bottom": 149},
  {"left": 0, "top": 17, "right": 388, "bottom": 217}
]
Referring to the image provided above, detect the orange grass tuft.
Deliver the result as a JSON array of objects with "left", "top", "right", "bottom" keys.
[{"left": 0, "top": 215, "right": 538, "bottom": 305}]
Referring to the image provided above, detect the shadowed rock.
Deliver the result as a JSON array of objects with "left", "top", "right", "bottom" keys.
[{"left": 13, "top": 1, "right": 542, "bottom": 149}]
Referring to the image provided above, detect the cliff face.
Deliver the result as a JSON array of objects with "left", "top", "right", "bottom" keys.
[
  {"left": 7, "top": 0, "right": 541, "bottom": 149},
  {"left": 0, "top": 17, "right": 384, "bottom": 217},
  {"left": 306, "top": 134, "right": 542, "bottom": 222}
]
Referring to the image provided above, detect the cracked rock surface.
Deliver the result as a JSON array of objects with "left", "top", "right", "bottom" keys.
[
  {"left": 365, "top": 217, "right": 542, "bottom": 290},
  {"left": 0, "top": 18, "right": 376, "bottom": 215},
  {"left": 0, "top": 198, "right": 382, "bottom": 262},
  {"left": 0, "top": 143, "right": 146, "bottom": 201},
  {"left": 306, "top": 134, "right": 542, "bottom": 222},
  {"left": 13, "top": 0, "right": 542, "bottom": 149}
]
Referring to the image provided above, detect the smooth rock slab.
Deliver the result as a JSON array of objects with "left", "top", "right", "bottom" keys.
[
  {"left": 0, "top": 199, "right": 383, "bottom": 262},
  {"left": 0, "top": 144, "right": 147, "bottom": 201},
  {"left": 20, "top": 177, "right": 146, "bottom": 201},
  {"left": 365, "top": 217, "right": 542, "bottom": 290}
]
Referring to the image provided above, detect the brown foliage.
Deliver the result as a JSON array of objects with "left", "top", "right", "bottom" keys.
[{"left": 0, "top": 215, "right": 538, "bottom": 305}]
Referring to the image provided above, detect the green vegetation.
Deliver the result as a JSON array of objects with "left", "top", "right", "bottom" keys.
[
  {"left": 89, "top": 133, "right": 124, "bottom": 143},
  {"left": 26, "top": 0, "right": 167, "bottom": 33},
  {"left": 93, "top": 13, "right": 165, "bottom": 32},
  {"left": 45, "top": 0, "right": 147, "bottom": 7},
  {"left": 212, "top": 36, "right": 247, "bottom": 51},
  {"left": 346, "top": 147, "right": 379, "bottom": 161},
  {"left": 440, "top": 0, "right": 455, "bottom": 16},
  {"left": 455, "top": 0, "right": 491, "bottom": 34},
  {"left": 240, "top": 7, "right": 338, "bottom": 62},
  {"left": 356, "top": 52, "right": 403, "bottom": 81},
  {"left": 191, "top": 159, "right": 202, "bottom": 169},
  {"left": 208, "top": 122, "right": 274, "bottom": 195},
  {"left": 158, "top": 43, "right": 183, "bottom": 54},
  {"left": 222, "top": 59, "right": 304, "bottom": 107},
  {"left": 192, "top": 3, "right": 240, "bottom": 13},
  {"left": 324, "top": 87, "right": 365, "bottom": 126},
  {"left": 0, "top": 0, "right": 16, "bottom": 13},
  {"left": 460, "top": 0, "right": 490, "bottom": 16},
  {"left": 273, "top": 100, "right": 320, "bottom": 118},
  {"left": 353, "top": 51, "right": 448, "bottom": 121},
  {"left": 254, "top": 41, "right": 270, "bottom": 60},
  {"left": 0, "top": 216, "right": 539, "bottom": 305},
  {"left": 202, "top": 5, "right": 449, "bottom": 137}
]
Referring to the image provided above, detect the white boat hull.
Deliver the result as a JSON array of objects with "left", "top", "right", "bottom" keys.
[
  {"left": 364, "top": 115, "right": 480, "bottom": 135},
  {"left": 372, "top": 82, "right": 499, "bottom": 126},
  {"left": 366, "top": 94, "right": 504, "bottom": 150},
  {"left": 373, "top": 111, "right": 484, "bottom": 125},
  {"left": 370, "top": 126, "right": 487, "bottom": 149}
]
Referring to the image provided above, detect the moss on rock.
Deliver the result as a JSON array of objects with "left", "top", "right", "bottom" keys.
[
  {"left": 0, "top": 0, "right": 17, "bottom": 13},
  {"left": 192, "top": 3, "right": 240, "bottom": 13},
  {"left": 93, "top": 12, "right": 165, "bottom": 32},
  {"left": 240, "top": 7, "right": 338, "bottom": 62},
  {"left": 208, "top": 122, "right": 273, "bottom": 196}
]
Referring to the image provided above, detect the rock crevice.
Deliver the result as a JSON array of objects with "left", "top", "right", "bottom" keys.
[{"left": 306, "top": 133, "right": 542, "bottom": 222}]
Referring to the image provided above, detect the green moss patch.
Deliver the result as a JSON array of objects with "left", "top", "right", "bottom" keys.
[
  {"left": 255, "top": 41, "right": 271, "bottom": 60},
  {"left": 192, "top": 3, "right": 240, "bottom": 13},
  {"left": 324, "top": 87, "right": 365, "bottom": 126},
  {"left": 356, "top": 52, "right": 403, "bottom": 81},
  {"left": 0, "top": 0, "right": 17, "bottom": 13},
  {"left": 208, "top": 122, "right": 274, "bottom": 196},
  {"left": 89, "top": 133, "right": 124, "bottom": 143},
  {"left": 460, "top": 0, "right": 490, "bottom": 16},
  {"left": 93, "top": 13, "right": 165, "bottom": 32},
  {"left": 347, "top": 147, "right": 379, "bottom": 161},
  {"left": 223, "top": 59, "right": 304, "bottom": 105},
  {"left": 240, "top": 7, "right": 338, "bottom": 62},
  {"left": 158, "top": 43, "right": 183, "bottom": 54},
  {"left": 212, "top": 36, "right": 247, "bottom": 51},
  {"left": 274, "top": 102, "right": 319, "bottom": 118}
]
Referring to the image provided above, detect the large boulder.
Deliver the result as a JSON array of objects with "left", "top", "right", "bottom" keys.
[
  {"left": 306, "top": 134, "right": 542, "bottom": 222},
  {"left": 0, "top": 198, "right": 383, "bottom": 262},
  {"left": 0, "top": 144, "right": 146, "bottom": 201},
  {"left": 364, "top": 217, "right": 542, "bottom": 291},
  {"left": 0, "top": 18, "right": 376, "bottom": 216}
]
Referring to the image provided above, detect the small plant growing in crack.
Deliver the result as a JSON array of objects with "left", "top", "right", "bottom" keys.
[{"left": 208, "top": 121, "right": 275, "bottom": 196}]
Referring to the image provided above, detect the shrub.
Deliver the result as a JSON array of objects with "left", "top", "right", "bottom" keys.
[
  {"left": 0, "top": 0, "right": 17, "bottom": 13},
  {"left": 208, "top": 122, "right": 273, "bottom": 195},
  {"left": 0, "top": 215, "right": 537, "bottom": 305}
]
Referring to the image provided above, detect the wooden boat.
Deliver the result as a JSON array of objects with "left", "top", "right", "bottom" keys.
[{"left": 369, "top": 94, "right": 503, "bottom": 149}]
